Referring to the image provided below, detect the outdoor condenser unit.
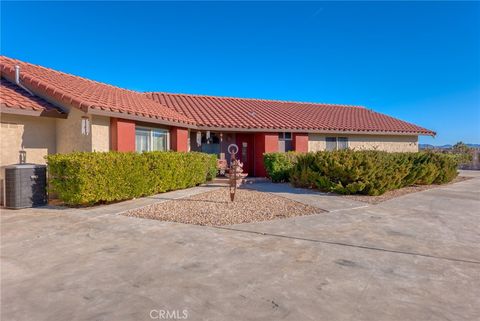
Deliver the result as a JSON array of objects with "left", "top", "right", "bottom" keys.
[{"left": 4, "top": 164, "right": 47, "bottom": 209}]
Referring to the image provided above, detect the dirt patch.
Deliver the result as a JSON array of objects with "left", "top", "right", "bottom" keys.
[
  {"left": 124, "top": 188, "right": 324, "bottom": 226},
  {"left": 340, "top": 176, "right": 472, "bottom": 205}
]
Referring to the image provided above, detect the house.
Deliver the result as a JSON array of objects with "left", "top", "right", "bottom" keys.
[{"left": 1, "top": 55, "right": 435, "bottom": 184}]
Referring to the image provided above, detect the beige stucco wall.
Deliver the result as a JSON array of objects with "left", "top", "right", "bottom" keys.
[
  {"left": 308, "top": 134, "right": 419, "bottom": 152},
  {"left": 0, "top": 113, "right": 56, "bottom": 176},
  {"left": 91, "top": 115, "right": 110, "bottom": 152},
  {"left": 308, "top": 134, "right": 327, "bottom": 152},
  {"left": 56, "top": 108, "right": 110, "bottom": 153},
  {"left": 1, "top": 108, "right": 110, "bottom": 161},
  {"left": 56, "top": 108, "right": 92, "bottom": 153}
]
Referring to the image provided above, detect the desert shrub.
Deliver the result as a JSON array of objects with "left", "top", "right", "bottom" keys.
[
  {"left": 269, "top": 150, "right": 457, "bottom": 196},
  {"left": 449, "top": 152, "right": 473, "bottom": 166},
  {"left": 46, "top": 151, "right": 217, "bottom": 205},
  {"left": 428, "top": 153, "right": 459, "bottom": 183},
  {"left": 263, "top": 152, "right": 300, "bottom": 182},
  {"left": 428, "top": 142, "right": 473, "bottom": 167}
]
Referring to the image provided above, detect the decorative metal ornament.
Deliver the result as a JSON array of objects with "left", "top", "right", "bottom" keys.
[
  {"left": 225, "top": 144, "right": 247, "bottom": 202},
  {"left": 227, "top": 143, "right": 238, "bottom": 156}
]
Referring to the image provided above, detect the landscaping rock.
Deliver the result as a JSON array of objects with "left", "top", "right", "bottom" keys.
[{"left": 124, "top": 188, "right": 324, "bottom": 226}]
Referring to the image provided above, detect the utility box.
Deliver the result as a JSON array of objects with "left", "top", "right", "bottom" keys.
[{"left": 4, "top": 164, "right": 47, "bottom": 209}]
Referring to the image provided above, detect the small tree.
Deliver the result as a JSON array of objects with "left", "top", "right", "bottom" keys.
[{"left": 453, "top": 141, "right": 470, "bottom": 154}]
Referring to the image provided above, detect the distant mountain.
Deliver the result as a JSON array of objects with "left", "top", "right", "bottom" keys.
[
  {"left": 420, "top": 143, "right": 480, "bottom": 150},
  {"left": 419, "top": 144, "right": 435, "bottom": 149}
]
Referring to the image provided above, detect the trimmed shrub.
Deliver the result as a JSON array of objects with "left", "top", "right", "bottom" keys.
[
  {"left": 263, "top": 152, "right": 300, "bottom": 182},
  {"left": 46, "top": 151, "right": 217, "bottom": 205},
  {"left": 265, "top": 150, "right": 458, "bottom": 196}
]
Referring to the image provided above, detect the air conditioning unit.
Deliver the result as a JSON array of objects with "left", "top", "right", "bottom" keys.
[{"left": 4, "top": 164, "right": 47, "bottom": 209}]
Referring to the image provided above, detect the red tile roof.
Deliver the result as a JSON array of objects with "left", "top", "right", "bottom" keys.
[
  {"left": 0, "top": 56, "right": 195, "bottom": 125},
  {"left": 145, "top": 92, "right": 435, "bottom": 135},
  {"left": 0, "top": 78, "right": 66, "bottom": 117},
  {"left": 0, "top": 56, "right": 434, "bottom": 136}
]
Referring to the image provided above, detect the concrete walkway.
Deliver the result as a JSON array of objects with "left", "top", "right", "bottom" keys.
[
  {"left": 233, "top": 170, "right": 480, "bottom": 264},
  {"left": 244, "top": 182, "right": 368, "bottom": 212},
  {"left": 39, "top": 185, "right": 224, "bottom": 218},
  {"left": 1, "top": 171, "right": 480, "bottom": 321}
]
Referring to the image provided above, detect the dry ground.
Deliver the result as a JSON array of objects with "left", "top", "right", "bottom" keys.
[{"left": 124, "top": 188, "right": 324, "bottom": 226}]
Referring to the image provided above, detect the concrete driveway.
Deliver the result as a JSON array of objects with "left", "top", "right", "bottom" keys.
[{"left": 1, "top": 171, "right": 479, "bottom": 321}]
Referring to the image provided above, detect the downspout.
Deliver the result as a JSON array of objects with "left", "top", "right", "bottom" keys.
[{"left": 14, "top": 65, "right": 34, "bottom": 96}]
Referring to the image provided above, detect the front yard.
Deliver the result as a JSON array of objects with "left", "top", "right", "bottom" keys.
[{"left": 2, "top": 171, "right": 479, "bottom": 321}]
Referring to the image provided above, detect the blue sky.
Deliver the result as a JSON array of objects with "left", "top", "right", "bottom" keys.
[{"left": 1, "top": 1, "right": 479, "bottom": 145}]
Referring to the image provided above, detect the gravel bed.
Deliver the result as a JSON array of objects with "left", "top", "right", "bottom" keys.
[
  {"left": 124, "top": 188, "right": 324, "bottom": 226},
  {"left": 340, "top": 176, "right": 472, "bottom": 205}
]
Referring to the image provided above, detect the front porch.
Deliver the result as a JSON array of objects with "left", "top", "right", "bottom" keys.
[{"left": 189, "top": 130, "right": 308, "bottom": 177}]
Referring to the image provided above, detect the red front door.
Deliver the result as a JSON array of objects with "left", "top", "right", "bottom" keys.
[{"left": 235, "top": 133, "right": 255, "bottom": 176}]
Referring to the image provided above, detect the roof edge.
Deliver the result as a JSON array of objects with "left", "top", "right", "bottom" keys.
[
  {"left": 0, "top": 105, "right": 68, "bottom": 119},
  {"left": 88, "top": 108, "right": 198, "bottom": 129},
  {"left": 194, "top": 125, "right": 435, "bottom": 136}
]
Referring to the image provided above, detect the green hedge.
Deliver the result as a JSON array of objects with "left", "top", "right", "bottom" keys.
[
  {"left": 46, "top": 151, "right": 217, "bottom": 205},
  {"left": 263, "top": 152, "right": 300, "bottom": 182},
  {"left": 264, "top": 150, "right": 458, "bottom": 195}
]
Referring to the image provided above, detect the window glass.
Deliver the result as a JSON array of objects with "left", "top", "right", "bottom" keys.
[
  {"left": 135, "top": 128, "right": 150, "bottom": 153},
  {"left": 135, "top": 127, "right": 168, "bottom": 152},
  {"left": 326, "top": 137, "right": 337, "bottom": 151},
  {"left": 152, "top": 130, "right": 168, "bottom": 151},
  {"left": 201, "top": 132, "right": 220, "bottom": 144},
  {"left": 278, "top": 132, "right": 292, "bottom": 141},
  {"left": 338, "top": 137, "right": 349, "bottom": 150},
  {"left": 200, "top": 132, "right": 221, "bottom": 154}
]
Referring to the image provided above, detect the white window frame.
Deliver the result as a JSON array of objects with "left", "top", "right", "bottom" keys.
[
  {"left": 135, "top": 126, "right": 170, "bottom": 152},
  {"left": 325, "top": 136, "right": 349, "bottom": 151},
  {"left": 278, "top": 132, "right": 292, "bottom": 141}
]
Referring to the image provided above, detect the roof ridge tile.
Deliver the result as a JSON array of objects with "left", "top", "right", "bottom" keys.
[{"left": 144, "top": 91, "right": 365, "bottom": 109}]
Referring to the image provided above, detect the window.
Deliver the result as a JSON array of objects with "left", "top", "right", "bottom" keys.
[
  {"left": 135, "top": 127, "right": 168, "bottom": 152},
  {"left": 278, "top": 132, "right": 293, "bottom": 152},
  {"left": 337, "top": 137, "right": 348, "bottom": 150},
  {"left": 200, "top": 132, "right": 221, "bottom": 155},
  {"left": 325, "top": 137, "right": 349, "bottom": 151},
  {"left": 278, "top": 132, "right": 292, "bottom": 140},
  {"left": 135, "top": 128, "right": 150, "bottom": 152},
  {"left": 201, "top": 132, "right": 220, "bottom": 145},
  {"left": 152, "top": 130, "right": 168, "bottom": 151},
  {"left": 326, "top": 137, "right": 337, "bottom": 151}
]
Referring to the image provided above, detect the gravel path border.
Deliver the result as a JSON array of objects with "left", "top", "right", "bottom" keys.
[{"left": 124, "top": 188, "right": 325, "bottom": 226}]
